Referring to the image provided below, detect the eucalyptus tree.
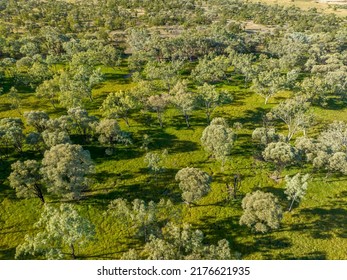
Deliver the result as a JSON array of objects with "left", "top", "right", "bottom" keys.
[
  {"left": 170, "top": 80, "right": 196, "bottom": 128},
  {"left": 41, "top": 143, "right": 94, "bottom": 200},
  {"left": 8, "top": 160, "right": 45, "bottom": 203},
  {"left": 142, "top": 222, "right": 231, "bottom": 260},
  {"left": 262, "top": 141, "right": 298, "bottom": 175},
  {"left": 284, "top": 173, "right": 310, "bottom": 212},
  {"left": 24, "top": 111, "right": 49, "bottom": 133},
  {"left": 197, "top": 83, "right": 224, "bottom": 123},
  {"left": 105, "top": 198, "right": 176, "bottom": 242},
  {"left": 0, "top": 117, "right": 25, "bottom": 153},
  {"left": 239, "top": 190, "right": 283, "bottom": 233},
  {"left": 144, "top": 150, "right": 168, "bottom": 185},
  {"left": 251, "top": 69, "right": 285, "bottom": 104},
  {"left": 271, "top": 96, "right": 312, "bottom": 140},
  {"left": 67, "top": 107, "right": 98, "bottom": 139},
  {"left": 175, "top": 167, "right": 212, "bottom": 206},
  {"left": 16, "top": 204, "right": 95, "bottom": 260},
  {"left": 8, "top": 86, "right": 21, "bottom": 114},
  {"left": 100, "top": 91, "right": 138, "bottom": 127},
  {"left": 191, "top": 54, "right": 229, "bottom": 85},
  {"left": 95, "top": 119, "right": 131, "bottom": 153},
  {"left": 35, "top": 76, "right": 60, "bottom": 108},
  {"left": 147, "top": 94, "right": 170, "bottom": 128},
  {"left": 252, "top": 127, "right": 284, "bottom": 147},
  {"left": 201, "top": 118, "right": 235, "bottom": 165}
]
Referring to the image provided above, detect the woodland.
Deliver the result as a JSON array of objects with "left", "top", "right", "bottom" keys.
[{"left": 0, "top": 0, "right": 346, "bottom": 260}]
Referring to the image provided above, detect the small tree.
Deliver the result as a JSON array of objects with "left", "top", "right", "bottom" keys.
[
  {"left": 197, "top": 83, "right": 223, "bottom": 123},
  {"left": 239, "top": 190, "right": 283, "bottom": 233},
  {"left": 262, "top": 141, "right": 298, "bottom": 176},
  {"left": 284, "top": 173, "right": 310, "bottom": 212},
  {"left": 100, "top": 91, "right": 138, "bottom": 126},
  {"left": 16, "top": 204, "right": 95, "bottom": 259},
  {"left": 24, "top": 111, "right": 49, "bottom": 133},
  {"left": 41, "top": 143, "right": 94, "bottom": 200},
  {"left": 8, "top": 160, "right": 45, "bottom": 203},
  {"left": 147, "top": 94, "right": 170, "bottom": 128},
  {"left": 170, "top": 80, "right": 195, "bottom": 128},
  {"left": 175, "top": 167, "right": 212, "bottom": 205},
  {"left": 201, "top": 118, "right": 235, "bottom": 165},
  {"left": 0, "top": 118, "right": 25, "bottom": 153},
  {"left": 144, "top": 150, "right": 167, "bottom": 185}
]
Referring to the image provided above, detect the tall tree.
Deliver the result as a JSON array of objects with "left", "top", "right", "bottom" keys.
[
  {"left": 284, "top": 173, "right": 310, "bottom": 212},
  {"left": 239, "top": 190, "right": 283, "bottom": 233},
  {"left": 41, "top": 143, "right": 94, "bottom": 200},
  {"left": 16, "top": 204, "right": 95, "bottom": 259},
  {"left": 175, "top": 167, "right": 212, "bottom": 206},
  {"left": 8, "top": 160, "right": 45, "bottom": 203}
]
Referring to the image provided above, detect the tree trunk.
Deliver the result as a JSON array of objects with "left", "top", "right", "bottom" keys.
[
  {"left": 70, "top": 244, "right": 76, "bottom": 259},
  {"left": 288, "top": 194, "right": 297, "bottom": 212},
  {"left": 184, "top": 113, "right": 190, "bottom": 128},
  {"left": 34, "top": 184, "right": 45, "bottom": 203}
]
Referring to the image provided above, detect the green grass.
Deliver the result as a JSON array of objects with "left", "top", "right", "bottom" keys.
[{"left": 0, "top": 65, "right": 346, "bottom": 260}]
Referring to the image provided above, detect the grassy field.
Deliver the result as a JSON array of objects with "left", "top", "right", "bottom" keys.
[
  {"left": 0, "top": 61, "right": 346, "bottom": 260},
  {"left": 250, "top": 0, "right": 347, "bottom": 17}
]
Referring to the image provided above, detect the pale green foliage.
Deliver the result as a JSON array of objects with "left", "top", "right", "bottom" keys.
[
  {"left": 262, "top": 141, "right": 298, "bottom": 172},
  {"left": 147, "top": 94, "right": 170, "bottom": 127},
  {"left": 201, "top": 117, "right": 235, "bottom": 164},
  {"left": 144, "top": 60, "right": 183, "bottom": 91},
  {"left": 24, "top": 111, "right": 49, "bottom": 132},
  {"left": 192, "top": 55, "right": 229, "bottom": 84},
  {"left": 41, "top": 129, "right": 71, "bottom": 148},
  {"left": 252, "top": 127, "right": 284, "bottom": 146},
  {"left": 271, "top": 96, "right": 312, "bottom": 140},
  {"left": 144, "top": 150, "right": 168, "bottom": 180},
  {"left": 170, "top": 80, "right": 195, "bottom": 127},
  {"left": 8, "top": 160, "right": 45, "bottom": 203},
  {"left": 35, "top": 76, "right": 60, "bottom": 108},
  {"left": 95, "top": 119, "right": 131, "bottom": 148},
  {"left": 16, "top": 204, "right": 95, "bottom": 259},
  {"left": 197, "top": 83, "right": 222, "bottom": 123},
  {"left": 26, "top": 132, "right": 44, "bottom": 150},
  {"left": 0, "top": 117, "right": 25, "bottom": 152},
  {"left": 175, "top": 167, "right": 211, "bottom": 205},
  {"left": 284, "top": 173, "right": 310, "bottom": 211},
  {"left": 67, "top": 107, "right": 98, "bottom": 137},
  {"left": 106, "top": 199, "right": 176, "bottom": 241},
  {"left": 100, "top": 91, "right": 138, "bottom": 126},
  {"left": 143, "top": 223, "right": 231, "bottom": 260},
  {"left": 239, "top": 191, "right": 283, "bottom": 233},
  {"left": 252, "top": 69, "right": 285, "bottom": 104},
  {"left": 41, "top": 143, "right": 94, "bottom": 199},
  {"left": 8, "top": 86, "right": 21, "bottom": 113}
]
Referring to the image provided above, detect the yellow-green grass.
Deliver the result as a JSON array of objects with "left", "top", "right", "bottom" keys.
[{"left": 0, "top": 65, "right": 346, "bottom": 260}]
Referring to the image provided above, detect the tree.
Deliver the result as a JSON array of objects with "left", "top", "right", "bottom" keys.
[
  {"left": 106, "top": 199, "right": 176, "bottom": 242},
  {"left": 147, "top": 94, "right": 170, "bottom": 128},
  {"left": 67, "top": 107, "right": 98, "bottom": 139},
  {"left": 251, "top": 69, "right": 286, "bottom": 104},
  {"left": 191, "top": 55, "right": 229, "bottom": 84},
  {"left": 35, "top": 76, "right": 60, "bottom": 108},
  {"left": 252, "top": 127, "right": 284, "bottom": 146},
  {"left": 41, "top": 129, "right": 71, "bottom": 148},
  {"left": 239, "top": 190, "right": 283, "bottom": 233},
  {"left": 271, "top": 96, "right": 312, "bottom": 140},
  {"left": 8, "top": 86, "right": 21, "bottom": 114},
  {"left": 142, "top": 222, "right": 231, "bottom": 260},
  {"left": 262, "top": 141, "right": 298, "bottom": 175},
  {"left": 40, "top": 143, "right": 94, "bottom": 200},
  {"left": 8, "top": 160, "right": 45, "bottom": 203},
  {"left": 95, "top": 119, "right": 131, "bottom": 153},
  {"left": 24, "top": 111, "right": 49, "bottom": 133},
  {"left": 175, "top": 167, "right": 212, "bottom": 205},
  {"left": 100, "top": 91, "right": 138, "bottom": 126},
  {"left": 16, "top": 204, "right": 95, "bottom": 259},
  {"left": 170, "top": 80, "right": 196, "bottom": 128},
  {"left": 0, "top": 117, "right": 25, "bottom": 153},
  {"left": 200, "top": 118, "right": 235, "bottom": 165},
  {"left": 144, "top": 150, "right": 168, "bottom": 185},
  {"left": 197, "top": 83, "right": 224, "bottom": 123},
  {"left": 284, "top": 173, "right": 310, "bottom": 212}
]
